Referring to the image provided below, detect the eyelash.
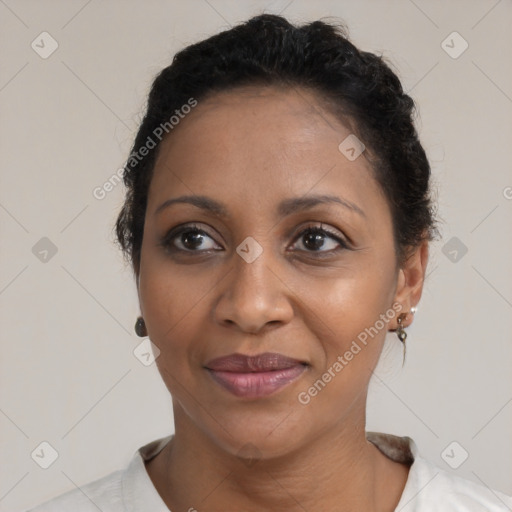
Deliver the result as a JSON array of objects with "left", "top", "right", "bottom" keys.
[{"left": 159, "top": 223, "right": 350, "bottom": 257}]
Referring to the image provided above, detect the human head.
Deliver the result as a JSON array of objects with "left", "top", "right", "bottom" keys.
[{"left": 114, "top": 14, "right": 438, "bottom": 459}]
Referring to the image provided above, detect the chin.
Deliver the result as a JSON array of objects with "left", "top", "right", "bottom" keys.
[{"left": 199, "top": 406, "right": 310, "bottom": 461}]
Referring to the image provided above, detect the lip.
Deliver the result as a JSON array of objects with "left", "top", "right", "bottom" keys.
[{"left": 205, "top": 352, "right": 308, "bottom": 398}]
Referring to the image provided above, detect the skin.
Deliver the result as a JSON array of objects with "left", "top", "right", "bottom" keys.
[{"left": 136, "top": 85, "right": 429, "bottom": 512}]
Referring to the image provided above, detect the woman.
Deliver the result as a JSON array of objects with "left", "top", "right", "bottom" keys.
[{"left": 28, "top": 13, "right": 512, "bottom": 512}]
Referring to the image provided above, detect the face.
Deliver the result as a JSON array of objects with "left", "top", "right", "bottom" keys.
[{"left": 137, "top": 86, "right": 421, "bottom": 459}]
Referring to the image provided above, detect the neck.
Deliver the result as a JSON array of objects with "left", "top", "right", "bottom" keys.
[{"left": 147, "top": 403, "right": 406, "bottom": 512}]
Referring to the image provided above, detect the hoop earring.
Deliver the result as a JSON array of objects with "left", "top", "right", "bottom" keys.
[
  {"left": 135, "top": 316, "right": 148, "bottom": 337},
  {"left": 396, "top": 313, "right": 408, "bottom": 365}
]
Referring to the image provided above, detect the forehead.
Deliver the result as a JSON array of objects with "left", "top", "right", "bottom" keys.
[
  {"left": 148, "top": 85, "right": 387, "bottom": 223},
  {"left": 159, "top": 85, "right": 355, "bottom": 150}
]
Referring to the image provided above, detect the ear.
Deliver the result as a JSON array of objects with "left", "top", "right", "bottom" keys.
[{"left": 391, "top": 240, "right": 429, "bottom": 329}]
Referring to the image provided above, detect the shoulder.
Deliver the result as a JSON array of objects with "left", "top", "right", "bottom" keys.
[
  {"left": 406, "top": 455, "right": 512, "bottom": 511},
  {"left": 25, "top": 468, "right": 125, "bottom": 512},
  {"left": 367, "top": 431, "right": 512, "bottom": 511},
  {"left": 25, "top": 436, "right": 172, "bottom": 512}
]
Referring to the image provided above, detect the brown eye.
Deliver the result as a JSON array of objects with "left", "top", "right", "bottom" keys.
[
  {"left": 291, "top": 225, "right": 348, "bottom": 255},
  {"left": 160, "top": 224, "right": 221, "bottom": 253}
]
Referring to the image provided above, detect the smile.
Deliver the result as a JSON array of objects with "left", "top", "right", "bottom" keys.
[{"left": 204, "top": 352, "right": 309, "bottom": 398}]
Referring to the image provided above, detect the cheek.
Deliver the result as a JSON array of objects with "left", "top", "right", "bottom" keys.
[
  {"left": 139, "top": 240, "right": 215, "bottom": 323},
  {"left": 293, "top": 260, "right": 397, "bottom": 406},
  {"left": 138, "top": 263, "right": 218, "bottom": 375},
  {"left": 301, "top": 261, "right": 396, "bottom": 348}
]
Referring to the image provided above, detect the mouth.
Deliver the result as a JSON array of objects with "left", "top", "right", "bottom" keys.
[{"left": 204, "top": 352, "right": 309, "bottom": 399}]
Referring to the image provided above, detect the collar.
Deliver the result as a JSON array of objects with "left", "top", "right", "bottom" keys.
[{"left": 121, "top": 432, "right": 420, "bottom": 511}]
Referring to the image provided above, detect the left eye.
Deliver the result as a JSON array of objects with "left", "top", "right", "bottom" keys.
[{"left": 291, "top": 226, "right": 347, "bottom": 253}]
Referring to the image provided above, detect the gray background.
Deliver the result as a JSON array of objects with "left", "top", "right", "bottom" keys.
[{"left": 1, "top": 1, "right": 511, "bottom": 510}]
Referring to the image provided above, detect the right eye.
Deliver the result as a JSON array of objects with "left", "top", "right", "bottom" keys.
[{"left": 160, "top": 223, "right": 222, "bottom": 253}]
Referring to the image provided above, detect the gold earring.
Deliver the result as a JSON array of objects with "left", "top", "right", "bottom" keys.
[{"left": 135, "top": 316, "right": 148, "bottom": 337}]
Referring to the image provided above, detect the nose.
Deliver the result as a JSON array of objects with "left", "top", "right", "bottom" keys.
[{"left": 213, "top": 249, "right": 294, "bottom": 334}]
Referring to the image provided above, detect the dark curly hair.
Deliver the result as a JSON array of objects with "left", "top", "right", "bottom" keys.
[{"left": 115, "top": 13, "right": 438, "bottom": 276}]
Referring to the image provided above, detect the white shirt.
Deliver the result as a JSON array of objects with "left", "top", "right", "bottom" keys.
[{"left": 26, "top": 432, "right": 512, "bottom": 511}]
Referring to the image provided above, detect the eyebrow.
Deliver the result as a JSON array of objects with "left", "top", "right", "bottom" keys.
[{"left": 154, "top": 194, "right": 366, "bottom": 219}]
